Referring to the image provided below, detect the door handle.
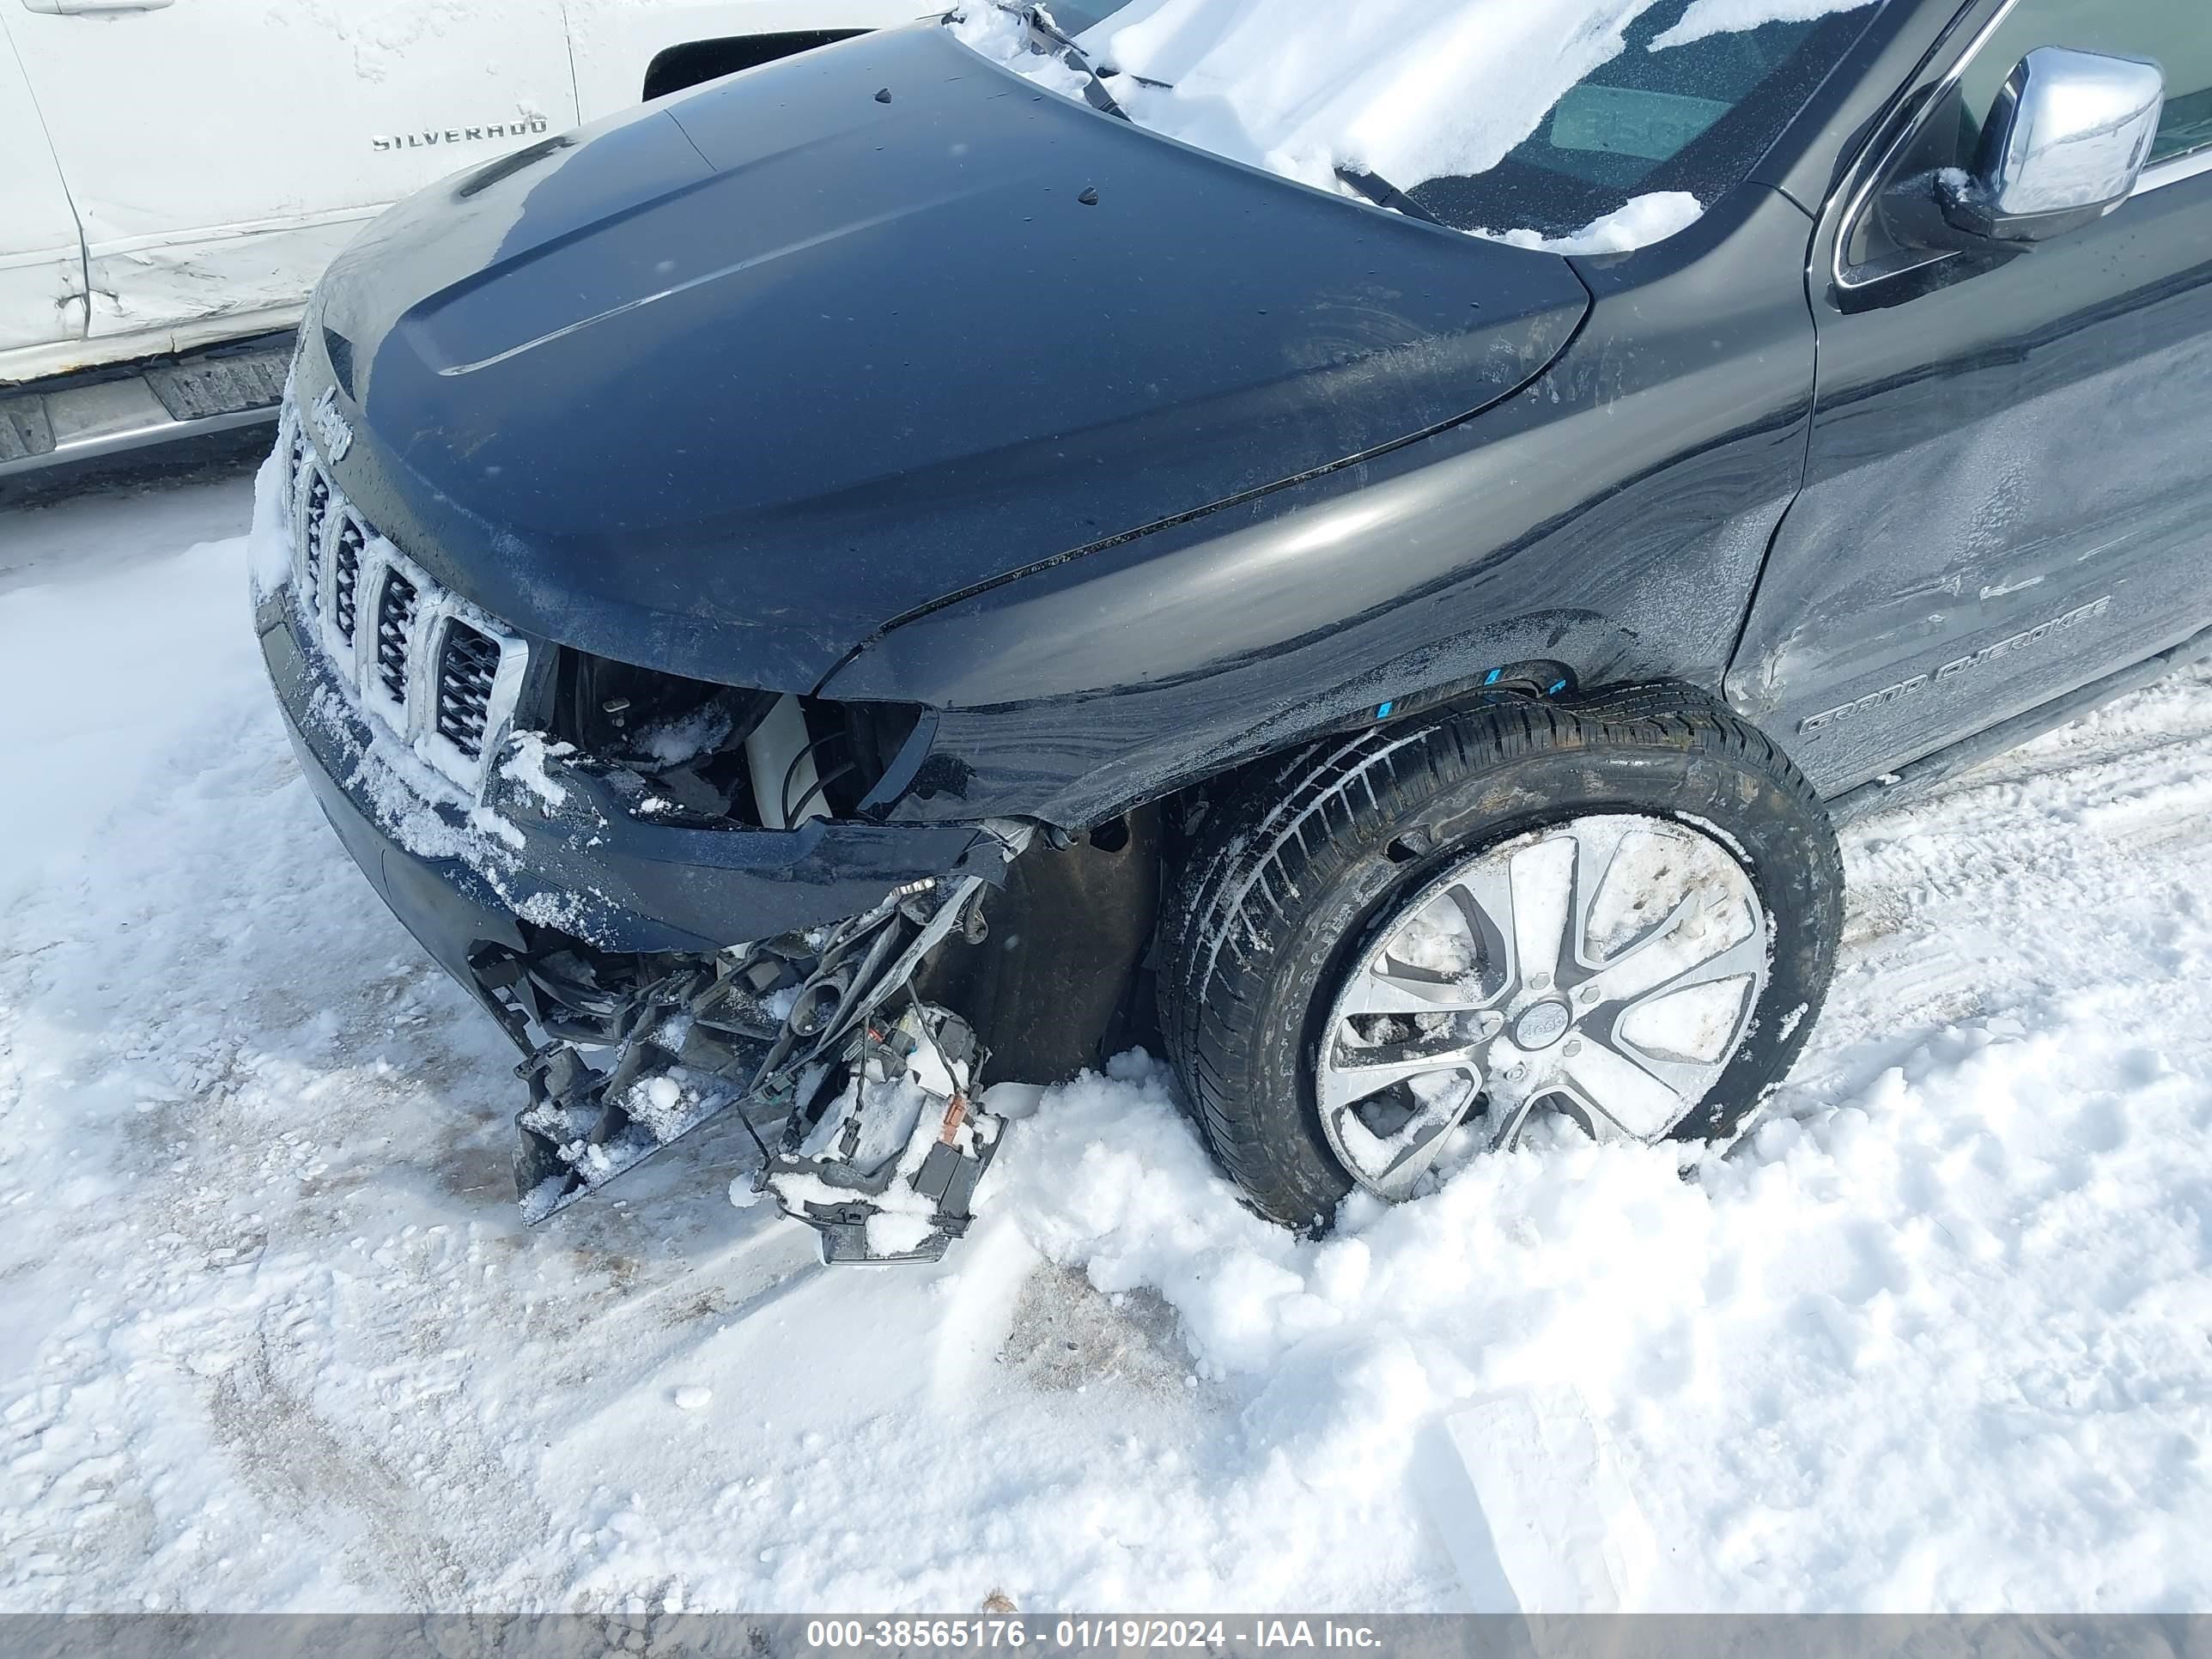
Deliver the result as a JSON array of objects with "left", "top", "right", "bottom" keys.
[{"left": 21, "top": 0, "right": 176, "bottom": 12}]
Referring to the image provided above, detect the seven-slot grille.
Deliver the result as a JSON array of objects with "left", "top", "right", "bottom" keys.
[{"left": 279, "top": 398, "right": 526, "bottom": 794}]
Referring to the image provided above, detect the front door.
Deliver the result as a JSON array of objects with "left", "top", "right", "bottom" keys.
[
  {"left": 1729, "top": 0, "right": 2212, "bottom": 796},
  {"left": 6, "top": 0, "right": 577, "bottom": 351}
]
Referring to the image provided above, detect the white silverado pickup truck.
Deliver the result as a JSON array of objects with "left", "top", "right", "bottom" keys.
[{"left": 0, "top": 0, "right": 924, "bottom": 473}]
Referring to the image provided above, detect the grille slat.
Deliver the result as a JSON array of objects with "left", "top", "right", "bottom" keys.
[
  {"left": 436, "top": 622, "right": 503, "bottom": 759},
  {"left": 374, "top": 570, "right": 420, "bottom": 702},
  {"left": 285, "top": 425, "right": 309, "bottom": 506},
  {"left": 284, "top": 400, "right": 522, "bottom": 793},
  {"left": 331, "top": 520, "right": 364, "bottom": 643},
  {"left": 302, "top": 472, "right": 330, "bottom": 597}
]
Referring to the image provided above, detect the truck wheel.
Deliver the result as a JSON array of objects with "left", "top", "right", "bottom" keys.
[{"left": 1161, "top": 687, "right": 1844, "bottom": 1231}]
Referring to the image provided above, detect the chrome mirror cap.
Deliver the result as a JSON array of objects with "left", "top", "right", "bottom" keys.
[{"left": 1942, "top": 46, "right": 2165, "bottom": 243}]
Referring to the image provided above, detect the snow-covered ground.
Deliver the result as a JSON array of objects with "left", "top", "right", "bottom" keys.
[{"left": 3, "top": 466, "right": 2209, "bottom": 1613}]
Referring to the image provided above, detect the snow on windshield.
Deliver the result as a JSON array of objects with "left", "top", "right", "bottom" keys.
[
  {"left": 951, "top": 0, "right": 1874, "bottom": 252},
  {"left": 1652, "top": 0, "right": 1868, "bottom": 49},
  {"left": 1495, "top": 189, "right": 1705, "bottom": 255}
]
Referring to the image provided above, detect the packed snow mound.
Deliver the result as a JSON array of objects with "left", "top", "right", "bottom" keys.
[
  {"left": 953, "top": 0, "right": 1876, "bottom": 251},
  {"left": 1489, "top": 191, "right": 1705, "bottom": 255}
]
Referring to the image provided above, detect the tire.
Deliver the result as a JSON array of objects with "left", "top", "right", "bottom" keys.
[{"left": 1160, "top": 685, "right": 1845, "bottom": 1231}]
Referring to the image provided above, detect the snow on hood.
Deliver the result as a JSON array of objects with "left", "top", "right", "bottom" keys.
[{"left": 953, "top": 0, "right": 1874, "bottom": 251}]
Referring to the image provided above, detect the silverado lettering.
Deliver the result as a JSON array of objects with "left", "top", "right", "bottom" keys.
[{"left": 371, "top": 115, "right": 549, "bottom": 153}]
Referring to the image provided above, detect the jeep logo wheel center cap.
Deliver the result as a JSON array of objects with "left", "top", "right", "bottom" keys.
[{"left": 1511, "top": 1000, "right": 1573, "bottom": 1051}]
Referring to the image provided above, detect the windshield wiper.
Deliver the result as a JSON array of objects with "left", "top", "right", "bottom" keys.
[
  {"left": 1334, "top": 166, "right": 1447, "bottom": 228},
  {"left": 1023, "top": 7, "right": 1174, "bottom": 86},
  {"left": 1026, "top": 3, "right": 1128, "bottom": 120},
  {"left": 988, "top": 2, "right": 1164, "bottom": 121}
]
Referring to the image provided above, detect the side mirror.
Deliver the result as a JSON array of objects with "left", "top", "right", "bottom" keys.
[{"left": 1939, "top": 46, "right": 2165, "bottom": 243}]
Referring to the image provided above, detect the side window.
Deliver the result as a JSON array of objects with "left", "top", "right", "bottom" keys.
[
  {"left": 1961, "top": 0, "right": 2212, "bottom": 166},
  {"left": 1845, "top": 0, "right": 2209, "bottom": 279}
]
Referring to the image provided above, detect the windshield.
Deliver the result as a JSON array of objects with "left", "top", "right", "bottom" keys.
[{"left": 952, "top": 0, "right": 1882, "bottom": 252}]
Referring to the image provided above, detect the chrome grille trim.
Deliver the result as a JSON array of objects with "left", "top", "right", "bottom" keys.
[{"left": 279, "top": 396, "right": 530, "bottom": 799}]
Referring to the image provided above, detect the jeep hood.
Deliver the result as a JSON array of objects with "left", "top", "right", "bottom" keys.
[{"left": 311, "top": 24, "right": 1589, "bottom": 693}]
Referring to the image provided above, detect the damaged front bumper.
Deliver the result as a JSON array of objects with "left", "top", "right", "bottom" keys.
[
  {"left": 508, "top": 870, "right": 1018, "bottom": 1261},
  {"left": 258, "top": 577, "right": 1027, "bottom": 1260}
]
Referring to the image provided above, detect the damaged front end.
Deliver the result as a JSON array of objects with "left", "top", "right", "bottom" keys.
[
  {"left": 500, "top": 829, "right": 1027, "bottom": 1263},
  {"left": 254, "top": 397, "right": 1145, "bottom": 1265}
]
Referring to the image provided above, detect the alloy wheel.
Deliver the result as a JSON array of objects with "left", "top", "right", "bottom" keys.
[{"left": 1316, "top": 813, "right": 1771, "bottom": 1199}]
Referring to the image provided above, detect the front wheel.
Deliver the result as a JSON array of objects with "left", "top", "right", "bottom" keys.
[{"left": 1160, "top": 688, "right": 1845, "bottom": 1231}]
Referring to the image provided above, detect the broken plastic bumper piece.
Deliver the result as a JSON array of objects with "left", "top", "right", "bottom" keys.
[
  {"left": 499, "top": 829, "right": 1030, "bottom": 1260},
  {"left": 763, "top": 1004, "right": 1005, "bottom": 1265}
]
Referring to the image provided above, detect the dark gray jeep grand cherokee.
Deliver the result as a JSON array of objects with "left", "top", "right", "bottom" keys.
[{"left": 255, "top": 0, "right": 2212, "bottom": 1261}]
